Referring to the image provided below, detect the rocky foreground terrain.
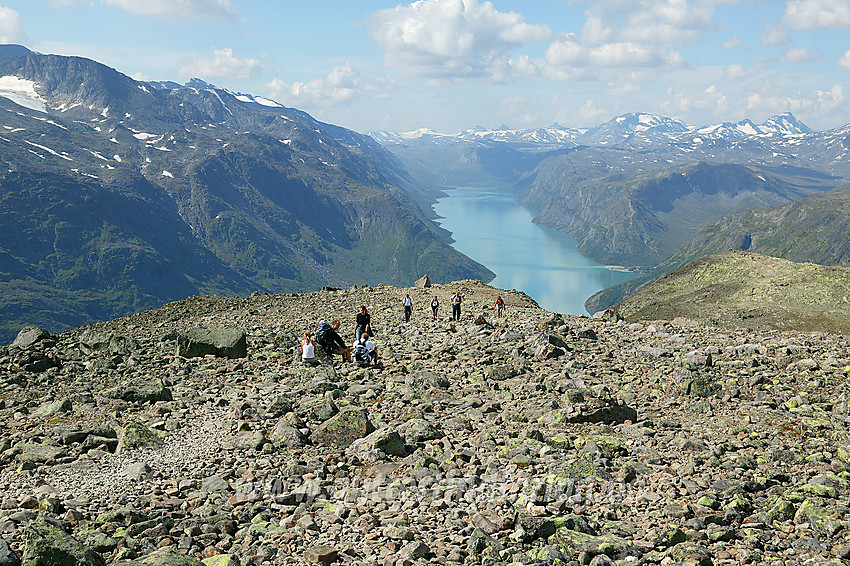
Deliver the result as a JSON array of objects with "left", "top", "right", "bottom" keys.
[{"left": 1, "top": 280, "right": 850, "bottom": 566}]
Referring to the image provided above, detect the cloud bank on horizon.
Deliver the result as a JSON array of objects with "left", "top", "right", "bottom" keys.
[{"left": 1, "top": 0, "right": 849, "bottom": 134}]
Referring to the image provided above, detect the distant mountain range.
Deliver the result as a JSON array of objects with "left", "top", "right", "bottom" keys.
[
  {"left": 373, "top": 110, "right": 850, "bottom": 314},
  {"left": 370, "top": 111, "right": 814, "bottom": 148},
  {"left": 0, "top": 45, "right": 492, "bottom": 341}
]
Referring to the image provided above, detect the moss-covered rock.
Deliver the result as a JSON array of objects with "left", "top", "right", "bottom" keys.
[
  {"left": 312, "top": 407, "right": 375, "bottom": 448},
  {"left": 115, "top": 548, "right": 203, "bottom": 565},
  {"left": 21, "top": 518, "right": 105, "bottom": 566},
  {"left": 116, "top": 421, "right": 164, "bottom": 454}
]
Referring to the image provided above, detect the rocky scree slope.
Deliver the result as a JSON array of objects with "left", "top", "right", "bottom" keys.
[
  {"left": 0, "top": 47, "right": 492, "bottom": 343},
  {"left": 1, "top": 281, "right": 850, "bottom": 565}
]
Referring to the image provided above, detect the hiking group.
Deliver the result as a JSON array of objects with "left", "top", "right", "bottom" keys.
[
  {"left": 301, "top": 290, "right": 505, "bottom": 368},
  {"left": 305, "top": 306, "right": 379, "bottom": 368}
]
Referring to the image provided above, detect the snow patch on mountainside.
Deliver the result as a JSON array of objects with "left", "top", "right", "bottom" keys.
[{"left": 0, "top": 76, "right": 47, "bottom": 113}]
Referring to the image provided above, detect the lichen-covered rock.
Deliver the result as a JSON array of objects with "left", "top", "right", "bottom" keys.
[
  {"left": 116, "top": 421, "right": 164, "bottom": 454},
  {"left": 115, "top": 548, "right": 203, "bottom": 565},
  {"left": 270, "top": 421, "right": 308, "bottom": 448},
  {"left": 312, "top": 407, "right": 374, "bottom": 448},
  {"left": 32, "top": 398, "right": 72, "bottom": 418},
  {"left": 21, "top": 518, "right": 105, "bottom": 566},
  {"left": 399, "top": 419, "right": 442, "bottom": 443},
  {"left": 347, "top": 427, "right": 407, "bottom": 461}
]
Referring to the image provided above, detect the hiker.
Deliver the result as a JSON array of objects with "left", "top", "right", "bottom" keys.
[
  {"left": 316, "top": 320, "right": 351, "bottom": 362},
  {"left": 354, "top": 305, "right": 372, "bottom": 342},
  {"left": 431, "top": 295, "right": 439, "bottom": 319},
  {"left": 494, "top": 295, "right": 505, "bottom": 318},
  {"left": 451, "top": 291, "right": 463, "bottom": 321},
  {"left": 301, "top": 330, "right": 320, "bottom": 366},
  {"left": 353, "top": 332, "right": 378, "bottom": 367},
  {"left": 402, "top": 293, "right": 413, "bottom": 322}
]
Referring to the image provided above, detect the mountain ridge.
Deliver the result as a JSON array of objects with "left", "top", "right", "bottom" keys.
[{"left": 0, "top": 48, "right": 493, "bottom": 343}]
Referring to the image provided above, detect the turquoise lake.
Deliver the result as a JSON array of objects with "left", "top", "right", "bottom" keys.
[{"left": 432, "top": 187, "right": 638, "bottom": 315}]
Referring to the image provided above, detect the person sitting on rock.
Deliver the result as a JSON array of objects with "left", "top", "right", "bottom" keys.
[
  {"left": 301, "top": 330, "right": 320, "bottom": 366},
  {"left": 317, "top": 320, "right": 351, "bottom": 362},
  {"left": 353, "top": 332, "right": 379, "bottom": 367}
]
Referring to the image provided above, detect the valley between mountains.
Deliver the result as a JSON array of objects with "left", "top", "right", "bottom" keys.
[{"left": 3, "top": 41, "right": 850, "bottom": 566}]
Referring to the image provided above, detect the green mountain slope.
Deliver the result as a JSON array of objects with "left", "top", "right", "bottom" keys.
[
  {"left": 613, "top": 251, "right": 850, "bottom": 334},
  {"left": 588, "top": 183, "right": 850, "bottom": 312},
  {"left": 524, "top": 160, "right": 835, "bottom": 269}
]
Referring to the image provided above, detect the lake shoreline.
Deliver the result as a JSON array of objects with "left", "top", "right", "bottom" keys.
[{"left": 432, "top": 187, "right": 638, "bottom": 315}]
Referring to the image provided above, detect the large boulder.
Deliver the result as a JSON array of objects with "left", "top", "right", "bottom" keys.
[
  {"left": 177, "top": 327, "right": 247, "bottom": 359},
  {"left": 21, "top": 518, "right": 105, "bottom": 566},
  {"left": 312, "top": 407, "right": 375, "bottom": 449},
  {"left": 414, "top": 274, "right": 431, "bottom": 288},
  {"left": 79, "top": 330, "right": 139, "bottom": 356},
  {"left": 347, "top": 427, "right": 407, "bottom": 463},
  {"left": 103, "top": 379, "right": 172, "bottom": 404},
  {"left": 10, "top": 326, "right": 52, "bottom": 350},
  {"left": 116, "top": 421, "right": 164, "bottom": 454}
]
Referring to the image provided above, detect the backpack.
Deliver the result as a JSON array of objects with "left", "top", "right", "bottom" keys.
[
  {"left": 352, "top": 343, "right": 371, "bottom": 367},
  {"left": 315, "top": 323, "right": 332, "bottom": 348}
]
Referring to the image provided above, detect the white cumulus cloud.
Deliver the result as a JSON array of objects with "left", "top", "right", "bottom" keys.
[
  {"left": 546, "top": 35, "right": 683, "bottom": 69},
  {"left": 779, "top": 47, "right": 814, "bottom": 64},
  {"left": 267, "top": 64, "right": 394, "bottom": 108},
  {"left": 784, "top": 0, "right": 850, "bottom": 30},
  {"left": 179, "top": 48, "right": 263, "bottom": 80},
  {"left": 759, "top": 23, "right": 791, "bottom": 47},
  {"left": 722, "top": 36, "right": 742, "bottom": 50},
  {"left": 0, "top": 6, "right": 26, "bottom": 44},
  {"left": 102, "top": 0, "right": 237, "bottom": 21},
  {"left": 839, "top": 50, "right": 850, "bottom": 72},
  {"left": 617, "top": 0, "right": 715, "bottom": 44},
  {"left": 724, "top": 64, "right": 748, "bottom": 80},
  {"left": 368, "top": 0, "right": 551, "bottom": 80}
]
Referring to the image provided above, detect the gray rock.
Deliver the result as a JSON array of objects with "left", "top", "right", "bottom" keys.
[
  {"left": 201, "top": 475, "right": 232, "bottom": 493},
  {"left": 177, "top": 326, "right": 247, "bottom": 359},
  {"left": 347, "top": 427, "right": 407, "bottom": 461},
  {"left": 79, "top": 330, "right": 139, "bottom": 356},
  {"left": 270, "top": 421, "right": 308, "bottom": 448},
  {"left": 400, "top": 419, "right": 442, "bottom": 443},
  {"left": 103, "top": 379, "right": 172, "bottom": 404},
  {"left": 10, "top": 326, "right": 51, "bottom": 349},
  {"left": 124, "top": 463, "right": 153, "bottom": 481},
  {"left": 569, "top": 404, "right": 638, "bottom": 425},
  {"left": 0, "top": 537, "right": 20, "bottom": 566},
  {"left": 32, "top": 398, "right": 73, "bottom": 418},
  {"left": 414, "top": 274, "right": 431, "bottom": 288}
]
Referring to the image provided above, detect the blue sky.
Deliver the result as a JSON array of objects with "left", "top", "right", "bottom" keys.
[{"left": 1, "top": 0, "right": 849, "bottom": 133}]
